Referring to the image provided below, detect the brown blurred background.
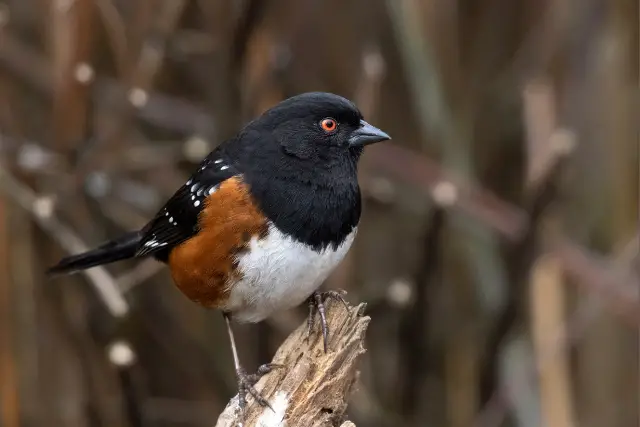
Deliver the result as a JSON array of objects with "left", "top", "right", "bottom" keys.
[{"left": 0, "top": 0, "right": 638, "bottom": 426}]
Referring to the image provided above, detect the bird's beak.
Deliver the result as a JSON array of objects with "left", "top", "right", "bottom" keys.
[{"left": 348, "top": 120, "right": 391, "bottom": 147}]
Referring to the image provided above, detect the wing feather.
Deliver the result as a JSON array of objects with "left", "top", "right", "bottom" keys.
[{"left": 136, "top": 149, "right": 238, "bottom": 256}]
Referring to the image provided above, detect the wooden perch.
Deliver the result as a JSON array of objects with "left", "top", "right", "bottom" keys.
[{"left": 215, "top": 302, "right": 370, "bottom": 427}]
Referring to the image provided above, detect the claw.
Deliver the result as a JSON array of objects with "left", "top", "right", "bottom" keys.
[
  {"left": 306, "top": 289, "right": 350, "bottom": 353},
  {"left": 244, "top": 363, "right": 283, "bottom": 385},
  {"left": 236, "top": 363, "right": 282, "bottom": 416},
  {"left": 323, "top": 289, "right": 349, "bottom": 311},
  {"left": 314, "top": 292, "right": 329, "bottom": 353}
]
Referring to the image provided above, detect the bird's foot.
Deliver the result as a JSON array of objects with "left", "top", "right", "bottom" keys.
[
  {"left": 236, "top": 363, "right": 282, "bottom": 414},
  {"left": 306, "top": 289, "right": 349, "bottom": 353}
]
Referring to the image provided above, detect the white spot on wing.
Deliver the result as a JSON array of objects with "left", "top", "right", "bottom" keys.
[
  {"left": 194, "top": 200, "right": 201, "bottom": 207},
  {"left": 228, "top": 225, "right": 357, "bottom": 322},
  {"left": 143, "top": 235, "right": 168, "bottom": 249},
  {"left": 214, "top": 159, "right": 222, "bottom": 164},
  {"left": 220, "top": 165, "right": 229, "bottom": 171}
]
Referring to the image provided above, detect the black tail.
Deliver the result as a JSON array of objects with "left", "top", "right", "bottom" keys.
[{"left": 46, "top": 231, "right": 143, "bottom": 275}]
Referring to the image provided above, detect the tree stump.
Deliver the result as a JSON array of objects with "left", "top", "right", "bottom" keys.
[{"left": 215, "top": 302, "right": 370, "bottom": 427}]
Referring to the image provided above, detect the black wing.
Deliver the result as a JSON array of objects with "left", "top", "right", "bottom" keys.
[{"left": 136, "top": 148, "right": 239, "bottom": 257}]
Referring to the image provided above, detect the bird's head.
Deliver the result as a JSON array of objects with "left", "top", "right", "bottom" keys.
[{"left": 252, "top": 92, "right": 390, "bottom": 164}]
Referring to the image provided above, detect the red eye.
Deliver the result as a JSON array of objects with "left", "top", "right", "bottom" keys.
[{"left": 320, "top": 118, "right": 337, "bottom": 132}]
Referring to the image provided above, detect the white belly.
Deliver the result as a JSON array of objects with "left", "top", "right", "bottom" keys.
[{"left": 226, "top": 224, "right": 356, "bottom": 323}]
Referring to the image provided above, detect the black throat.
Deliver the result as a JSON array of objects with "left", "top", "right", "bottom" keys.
[{"left": 231, "top": 145, "right": 362, "bottom": 251}]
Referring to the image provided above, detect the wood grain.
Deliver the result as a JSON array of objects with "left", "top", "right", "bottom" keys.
[{"left": 215, "top": 302, "right": 369, "bottom": 427}]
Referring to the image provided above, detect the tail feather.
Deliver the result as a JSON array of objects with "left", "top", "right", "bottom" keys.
[{"left": 46, "top": 231, "right": 143, "bottom": 275}]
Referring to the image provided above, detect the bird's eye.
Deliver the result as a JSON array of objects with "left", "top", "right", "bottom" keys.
[{"left": 320, "top": 118, "right": 338, "bottom": 133}]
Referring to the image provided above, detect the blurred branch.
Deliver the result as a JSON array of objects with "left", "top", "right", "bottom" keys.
[
  {"left": 75, "top": 0, "right": 188, "bottom": 176},
  {"left": 530, "top": 254, "right": 576, "bottom": 427},
  {"left": 477, "top": 78, "right": 569, "bottom": 424},
  {"left": 474, "top": 76, "right": 637, "bottom": 427},
  {"left": 215, "top": 302, "right": 369, "bottom": 427},
  {"left": 525, "top": 80, "right": 576, "bottom": 427},
  {"left": 117, "top": 260, "right": 164, "bottom": 293},
  {"left": 556, "top": 240, "right": 640, "bottom": 324},
  {"left": 0, "top": 32, "right": 214, "bottom": 136},
  {"left": 0, "top": 166, "right": 129, "bottom": 317},
  {"left": 94, "top": 0, "right": 129, "bottom": 76},
  {"left": 385, "top": 0, "right": 453, "bottom": 150},
  {"left": 399, "top": 208, "right": 444, "bottom": 417},
  {"left": 229, "top": 0, "right": 270, "bottom": 70},
  {"left": 49, "top": 0, "right": 94, "bottom": 151},
  {"left": 474, "top": 240, "right": 640, "bottom": 427},
  {"left": 0, "top": 193, "right": 19, "bottom": 427},
  {"left": 364, "top": 144, "right": 529, "bottom": 241},
  {"left": 365, "top": 114, "right": 634, "bottom": 327},
  {"left": 353, "top": 47, "right": 386, "bottom": 117}
]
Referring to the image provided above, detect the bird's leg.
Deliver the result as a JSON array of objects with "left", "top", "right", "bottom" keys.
[
  {"left": 223, "top": 313, "right": 279, "bottom": 414},
  {"left": 306, "top": 289, "right": 349, "bottom": 353},
  {"left": 306, "top": 297, "right": 317, "bottom": 341}
]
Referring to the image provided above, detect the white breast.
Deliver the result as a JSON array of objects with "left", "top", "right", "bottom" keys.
[{"left": 226, "top": 224, "right": 356, "bottom": 323}]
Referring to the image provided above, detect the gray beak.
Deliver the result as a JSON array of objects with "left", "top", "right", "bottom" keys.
[{"left": 348, "top": 120, "right": 391, "bottom": 147}]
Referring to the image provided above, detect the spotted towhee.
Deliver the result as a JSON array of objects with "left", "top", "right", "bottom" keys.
[{"left": 47, "top": 92, "right": 390, "bottom": 410}]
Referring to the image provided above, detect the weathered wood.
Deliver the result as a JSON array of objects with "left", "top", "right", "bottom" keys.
[{"left": 215, "top": 302, "right": 369, "bottom": 427}]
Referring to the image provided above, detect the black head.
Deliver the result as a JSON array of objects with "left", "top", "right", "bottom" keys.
[
  {"left": 224, "top": 92, "right": 390, "bottom": 250},
  {"left": 253, "top": 92, "right": 390, "bottom": 162}
]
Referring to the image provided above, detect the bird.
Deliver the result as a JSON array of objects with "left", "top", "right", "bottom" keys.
[{"left": 47, "top": 92, "right": 391, "bottom": 411}]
